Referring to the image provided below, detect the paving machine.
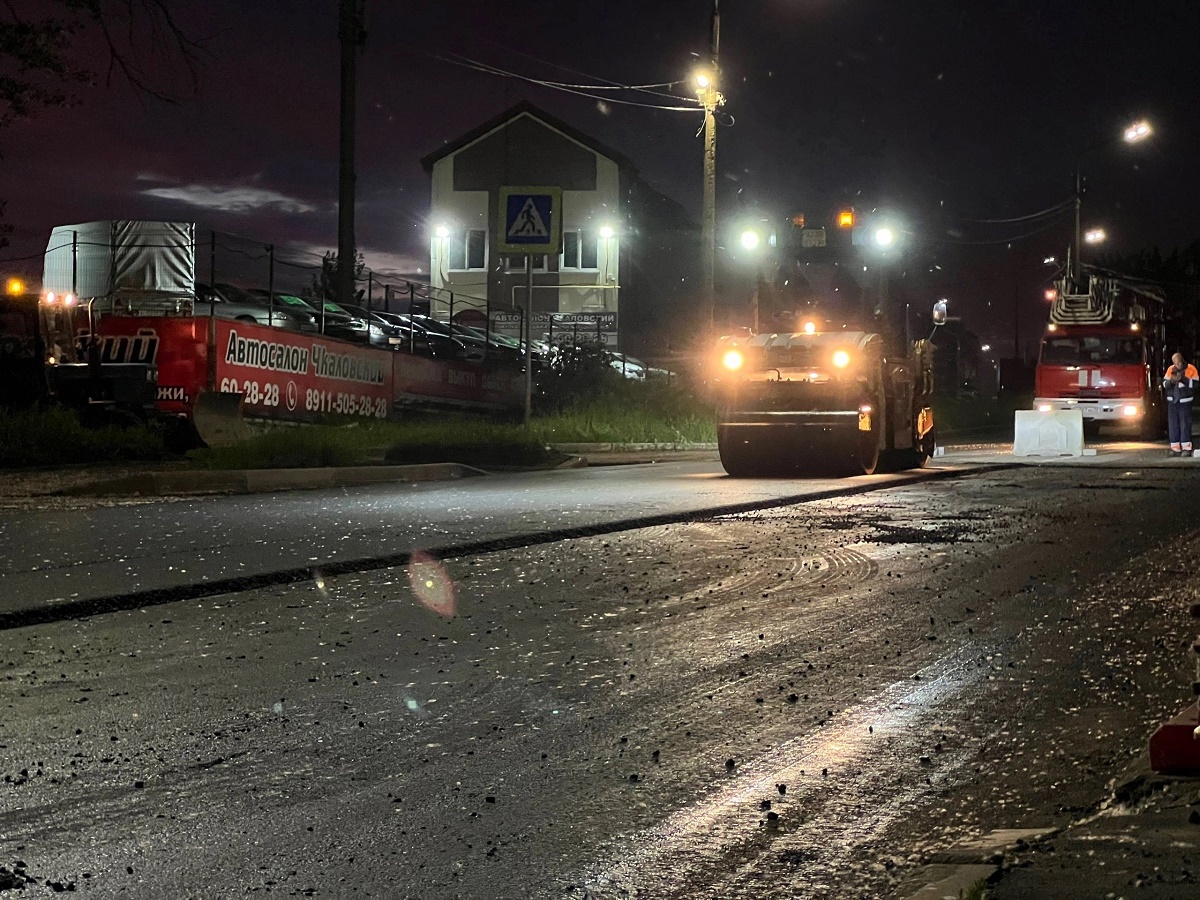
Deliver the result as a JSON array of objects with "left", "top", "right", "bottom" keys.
[{"left": 710, "top": 210, "right": 940, "bottom": 477}]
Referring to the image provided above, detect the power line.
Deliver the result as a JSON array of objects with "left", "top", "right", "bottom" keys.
[
  {"left": 941, "top": 217, "right": 1067, "bottom": 246},
  {"left": 431, "top": 52, "right": 703, "bottom": 113},
  {"left": 950, "top": 199, "right": 1074, "bottom": 226},
  {"left": 477, "top": 39, "right": 688, "bottom": 101}
]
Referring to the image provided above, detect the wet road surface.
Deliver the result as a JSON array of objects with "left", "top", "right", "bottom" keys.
[
  {"left": 0, "top": 462, "right": 978, "bottom": 612},
  {"left": 2, "top": 463, "right": 1200, "bottom": 898}
]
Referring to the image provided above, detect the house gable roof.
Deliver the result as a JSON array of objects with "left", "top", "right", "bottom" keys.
[{"left": 419, "top": 101, "right": 638, "bottom": 175}]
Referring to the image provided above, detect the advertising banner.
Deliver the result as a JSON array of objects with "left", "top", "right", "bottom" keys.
[
  {"left": 97, "top": 315, "right": 522, "bottom": 421},
  {"left": 393, "top": 353, "right": 523, "bottom": 409},
  {"left": 215, "top": 320, "right": 392, "bottom": 421},
  {"left": 96, "top": 315, "right": 207, "bottom": 415}
]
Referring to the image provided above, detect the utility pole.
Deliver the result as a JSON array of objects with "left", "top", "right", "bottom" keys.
[
  {"left": 697, "top": 0, "right": 723, "bottom": 334},
  {"left": 337, "top": 0, "right": 365, "bottom": 308},
  {"left": 1013, "top": 281, "right": 1020, "bottom": 362},
  {"left": 1070, "top": 161, "right": 1082, "bottom": 287}
]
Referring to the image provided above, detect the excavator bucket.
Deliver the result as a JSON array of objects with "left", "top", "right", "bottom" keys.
[{"left": 191, "top": 391, "right": 251, "bottom": 447}]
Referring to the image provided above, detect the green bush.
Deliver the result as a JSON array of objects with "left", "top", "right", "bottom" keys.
[
  {"left": 0, "top": 406, "right": 167, "bottom": 468},
  {"left": 189, "top": 379, "right": 717, "bottom": 470},
  {"left": 529, "top": 379, "right": 716, "bottom": 444},
  {"left": 535, "top": 342, "right": 624, "bottom": 413}
]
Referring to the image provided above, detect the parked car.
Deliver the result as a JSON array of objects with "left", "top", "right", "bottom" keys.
[
  {"left": 609, "top": 352, "right": 648, "bottom": 380},
  {"left": 246, "top": 291, "right": 375, "bottom": 344},
  {"left": 337, "top": 303, "right": 424, "bottom": 350},
  {"left": 611, "top": 352, "right": 675, "bottom": 379},
  {"left": 440, "top": 318, "right": 549, "bottom": 369},
  {"left": 373, "top": 311, "right": 480, "bottom": 361},
  {"left": 194, "top": 282, "right": 316, "bottom": 332}
]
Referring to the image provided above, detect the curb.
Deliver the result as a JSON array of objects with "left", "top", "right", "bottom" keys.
[
  {"left": 551, "top": 442, "right": 718, "bottom": 453},
  {"left": 901, "top": 827, "right": 1058, "bottom": 899},
  {"left": 59, "top": 463, "right": 488, "bottom": 497}
]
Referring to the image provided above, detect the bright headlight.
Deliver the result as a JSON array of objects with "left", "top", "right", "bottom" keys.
[
  {"left": 832, "top": 350, "right": 851, "bottom": 368},
  {"left": 722, "top": 350, "right": 744, "bottom": 371}
]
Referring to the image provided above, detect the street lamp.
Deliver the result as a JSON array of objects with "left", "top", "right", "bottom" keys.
[
  {"left": 737, "top": 225, "right": 769, "bottom": 332},
  {"left": 1072, "top": 118, "right": 1153, "bottom": 282},
  {"left": 1124, "top": 120, "right": 1152, "bottom": 143},
  {"left": 1084, "top": 228, "right": 1107, "bottom": 245},
  {"left": 598, "top": 224, "right": 615, "bottom": 240},
  {"left": 434, "top": 224, "right": 450, "bottom": 239},
  {"left": 5, "top": 277, "right": 24, "bottom": 296},
  {"left": 873, "top": 227, "right": 896, "bottom": 249}
]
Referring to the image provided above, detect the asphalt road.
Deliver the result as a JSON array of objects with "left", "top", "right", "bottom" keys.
[
  {"left": 3, "top": 460, "right": 1200, "bottom": 898},
  {"left": 0, "top": 462, "right": 978, "bottom": 615}
]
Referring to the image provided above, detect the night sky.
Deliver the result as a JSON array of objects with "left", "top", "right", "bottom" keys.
[{"left": 3, "top": 0, "right": 1197, "bottom": 353}]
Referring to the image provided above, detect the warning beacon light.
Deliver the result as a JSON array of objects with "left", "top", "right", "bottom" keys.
[{"left": 837, "top": 210, "right": 855, "bottom": 228}]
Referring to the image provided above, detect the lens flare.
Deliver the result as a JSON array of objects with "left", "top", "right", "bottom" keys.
[{"left": 407, "top": 550, "right": 456, "bottom": 618}]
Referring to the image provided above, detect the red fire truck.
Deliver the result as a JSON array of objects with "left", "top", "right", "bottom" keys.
[{"left": 1034, "top": 272, "right": 1167, "bottom": 437}]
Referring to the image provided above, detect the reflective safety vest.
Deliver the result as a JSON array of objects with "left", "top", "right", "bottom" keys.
[{"left": 1163, "top": 363, "right": 1199, "bottom": 403}]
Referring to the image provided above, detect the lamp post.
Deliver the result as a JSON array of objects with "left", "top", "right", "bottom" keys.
[
  {"left": 1071, "top": 119, "right": 1152, "bottom": 283},
  {"left": 432, "top": 224, "right": 450, "bottom": 317},
  {"left": 598, "top": 224, "right": 616, "bottom": 315},
  {"left": 863, "top": 217, "right": 903, "bottom": 338},
  {"left": 695, "top": 0, "right": 723, "bottom": 333},
  {"left": 739, "top": 226, "right": 763, "bottom": 332}
]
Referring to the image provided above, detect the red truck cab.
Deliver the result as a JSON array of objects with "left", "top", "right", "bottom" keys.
[
  {"left": 1033, "top": 274, "right": 1166, "bottom": 437},
  {"left": 1035, "top": 324, "right": 1152, "bottom": 432}
]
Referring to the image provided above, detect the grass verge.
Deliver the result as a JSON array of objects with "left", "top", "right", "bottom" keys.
[
  {"left": 0, "top": 406, "right": 167, "bottom": 468},
  {"left": 189, "top": 382, "right": 717, "bottom": 470}
]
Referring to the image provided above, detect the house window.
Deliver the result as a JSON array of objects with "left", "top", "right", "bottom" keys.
[
  {"left": 447, "top": 229, "right": 486, "bottom": 270},
  {"left": 561, "top": 230, "right": 598, "bottom": 270},
  {"left": 504, "top": 255, "right": 546, "bottom": 272}
]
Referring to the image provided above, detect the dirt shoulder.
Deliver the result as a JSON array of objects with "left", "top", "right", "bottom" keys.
[{"left": 895, "top": 477, "right": 1200, "bottom": 898}]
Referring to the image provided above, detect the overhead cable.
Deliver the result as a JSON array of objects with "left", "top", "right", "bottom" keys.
[
  {"left": 476, "top": 39, "right": 689, "bottom": 101},
  {"left": 951, "top": 199, "right": 1074, "bottom": 225},
  {"left": 432, "top": 52, "right": 703, "bottom": 113}
]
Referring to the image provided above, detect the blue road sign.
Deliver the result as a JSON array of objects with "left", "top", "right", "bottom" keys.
[{"left": 498, "top": 186, "right": 562, "bottom": 254}]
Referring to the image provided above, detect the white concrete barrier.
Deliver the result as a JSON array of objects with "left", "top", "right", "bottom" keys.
[{"left": 1013, "top": 409, "right": 1084, "bottom": 457}]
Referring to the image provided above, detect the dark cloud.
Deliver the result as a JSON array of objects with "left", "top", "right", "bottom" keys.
[{"left": 2, "top": 0, "right": 1196, "bottom": 348}]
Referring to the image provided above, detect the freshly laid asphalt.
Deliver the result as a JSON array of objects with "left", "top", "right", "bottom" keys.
[
  {"left": 4, "top": 449, "right": 1200, "bottom": 898},
  {"left": 0, "top": 459, "right": 986, "bottom": 619}
]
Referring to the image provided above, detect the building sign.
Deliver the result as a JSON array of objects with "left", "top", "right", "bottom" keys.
[
  {"left": 492, "top": 311, "right": 618, "bottom": 348},
  {"left": 497, "top": 186, "right": 562, "bottom": 255}
]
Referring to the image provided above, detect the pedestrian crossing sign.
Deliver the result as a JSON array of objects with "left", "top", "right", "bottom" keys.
[{"left": 498, "top": 186, "right": 562, "bottom": 254}]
